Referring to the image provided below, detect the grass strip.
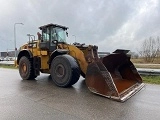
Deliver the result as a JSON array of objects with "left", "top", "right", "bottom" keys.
[
  {"left": 0, "top": 64, "right": 17, "bottom": 69},
  {"left": 141, "top": 75, "right": 160, "bottom": 84}
]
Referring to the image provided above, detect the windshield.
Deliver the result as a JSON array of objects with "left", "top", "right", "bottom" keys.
[{"left": 51, "top": 27, "right": 66, "bottom": 43}]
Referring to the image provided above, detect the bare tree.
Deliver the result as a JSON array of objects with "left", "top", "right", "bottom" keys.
[
  {"left": 139, "top": 36, "right": 160, "bottom": 62},
  {"left": 156, "top": 36, "right": 160, "bottom": 58},
  {"left": 130, "top": 52, "right": 139, "bottom": 59}
]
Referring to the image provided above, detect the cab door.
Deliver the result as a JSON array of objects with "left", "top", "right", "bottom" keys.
[{"left": 39, "top": 27, "right": 57, "bottom": 52}]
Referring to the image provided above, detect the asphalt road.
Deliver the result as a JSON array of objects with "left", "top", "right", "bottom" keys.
[{"left": 0, "top": 68, "right": 160, "bottom": 120}]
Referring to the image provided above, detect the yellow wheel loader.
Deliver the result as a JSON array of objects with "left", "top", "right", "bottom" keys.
[{"left": 17, "top": 23, "right": 144, "bottom": 102}]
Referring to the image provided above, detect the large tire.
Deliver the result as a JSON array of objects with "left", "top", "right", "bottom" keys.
[
  {"left": 19, "top": 56, "right": 37, "bottom": 80},
  {"left": 51, "top": 55, "right": 80, "bottom": 87}
]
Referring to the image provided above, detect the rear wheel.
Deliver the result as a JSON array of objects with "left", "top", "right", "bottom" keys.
[
  {"left": 19, "top": 56, "right": 37, "bottom": 80},
  {"left": 51, "top": 55, "right": 80, "bottom": 87}
]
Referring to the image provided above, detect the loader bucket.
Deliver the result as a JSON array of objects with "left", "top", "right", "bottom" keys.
[{"left": 85, "top": 53, "right": 145, "bottom": 102}]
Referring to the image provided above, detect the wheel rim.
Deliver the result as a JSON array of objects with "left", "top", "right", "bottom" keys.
[
  {"left": 21, "top": 63, "right": 27, "bottom": 73},
  {"left": 55, "top": 64, "right": 65, "bottom": 78}
]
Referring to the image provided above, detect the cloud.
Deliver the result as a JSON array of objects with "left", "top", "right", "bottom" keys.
[
  {"left": 96, "top": 0, "right": 160, "bottom": 52},
  {"left": 0, "top": 0, "right": 160, "bottom": 53}
]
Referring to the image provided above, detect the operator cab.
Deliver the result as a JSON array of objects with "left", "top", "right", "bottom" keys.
[{"left": 39, "top": 23, "right": 68, "bottom": 51}]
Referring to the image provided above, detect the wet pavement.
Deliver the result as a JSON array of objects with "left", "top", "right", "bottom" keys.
[{"left": 0, "top": 68, "right": 160, "bottom": 120}]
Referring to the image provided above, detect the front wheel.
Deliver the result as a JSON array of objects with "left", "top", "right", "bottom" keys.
[
  {"left": 50, "top": 55, "right": 80, "bottom": 87},
  {"left": 19, "top": 56, "right": 37, "bottom": 80}
]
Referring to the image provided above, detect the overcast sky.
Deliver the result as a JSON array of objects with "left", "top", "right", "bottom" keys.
[{"left": 0, "top": 0, "right": 160, "bottom": 53}]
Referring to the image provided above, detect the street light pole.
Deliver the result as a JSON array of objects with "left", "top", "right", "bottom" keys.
[
  {"left": 72, "top": 35, "right": 76, "bottom": 43},
  {"left": 14, "top": 23, "right": 23, "bottom": 61}
]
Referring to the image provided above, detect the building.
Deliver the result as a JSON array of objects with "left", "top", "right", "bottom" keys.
[{"left": 0, "top": 51, "right": 15, "bottom": 57}]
